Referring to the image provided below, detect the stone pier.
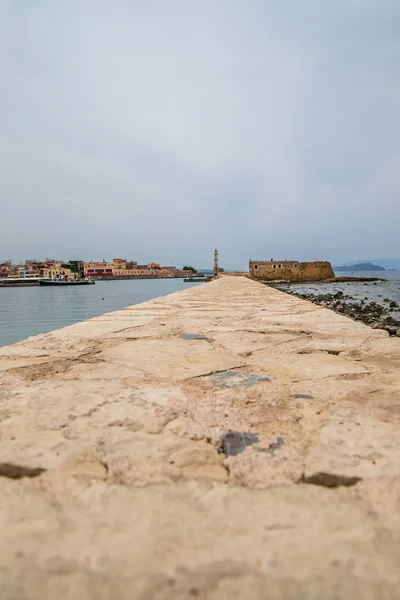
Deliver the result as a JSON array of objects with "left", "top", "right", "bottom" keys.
[{"left": 1, "top": 276, "right": 400, "bottom": 599}]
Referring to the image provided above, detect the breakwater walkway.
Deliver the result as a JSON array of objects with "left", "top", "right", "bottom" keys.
[{"left": 1, "top": 276, "right": 400, "bottom": 599}]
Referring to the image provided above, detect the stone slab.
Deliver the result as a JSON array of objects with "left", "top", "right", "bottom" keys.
[{"left": 97, "top": 338, "right": 244, "bottom": 380}]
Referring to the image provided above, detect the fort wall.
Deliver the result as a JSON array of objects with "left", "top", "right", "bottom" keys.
[{"left": 249, "top": 260, "right": 334, "bottom": 281}]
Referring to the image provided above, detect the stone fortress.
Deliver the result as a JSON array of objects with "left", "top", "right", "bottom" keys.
[
  {"left": 213, "top": 249, "right": 334, "bottom": 282},
  {"left": 249, "top": 259, "right": 334, "bottom": 282}
]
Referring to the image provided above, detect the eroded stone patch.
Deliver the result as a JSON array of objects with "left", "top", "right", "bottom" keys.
[
  {"left": 207, "top": 371, "right": 271, "bottom": 388},
  {"left": 219, "top": 432, "right": 259, "bottom": 457}
]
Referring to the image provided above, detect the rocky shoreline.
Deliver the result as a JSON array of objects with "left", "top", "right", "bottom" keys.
[
  {"left": 325, "top": 276, "right": 387, "bottom": 283},
  {"left": 285, "top": 288, "right": 400, "bottom": 336}
]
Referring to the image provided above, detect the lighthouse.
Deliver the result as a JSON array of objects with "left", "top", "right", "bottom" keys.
[{"left": 214, "top": 249, "right": 219, "bottom": 275}]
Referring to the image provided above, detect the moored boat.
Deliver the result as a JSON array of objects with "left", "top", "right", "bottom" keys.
[
  {"left": 39, "top": 279, "right": 95, "bottom": 286},
  {"left": 0, "top": 278, "right": 40, "bottom": 287},
  {"left": 183, "top": 275, "right": 212, "bottom": 283}
]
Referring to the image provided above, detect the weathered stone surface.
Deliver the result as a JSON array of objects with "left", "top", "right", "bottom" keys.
[
  {"left": 305, "top": 408, "right": 400, "bottom": 481},
  {"left": 1, "top": 276, "right": 400, "bottom": 598},
  {"left": 97, "top": 338, "right": 243, "bottom": 380}
]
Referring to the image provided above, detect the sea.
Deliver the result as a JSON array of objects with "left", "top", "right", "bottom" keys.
[
  {"left": 1, "top": 272, "right": 400, "bottom": 347},
  {"left": 276, "top": 270, "right": 400, "bottom": 304},
  {"left": 0, "top": 279, "right": 199, "bottom": 347}
]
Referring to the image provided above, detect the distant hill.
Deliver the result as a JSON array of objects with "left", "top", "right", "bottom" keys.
[
  {"left": 334, "top": 262, "right": 386, "bottom": 272},
  {"left": 337, "top": 259, "right": 400, "bottom": 270}
]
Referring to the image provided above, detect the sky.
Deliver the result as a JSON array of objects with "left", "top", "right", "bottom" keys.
[{"left": 1, "top": 0, "right": 399, "bottom": 270}]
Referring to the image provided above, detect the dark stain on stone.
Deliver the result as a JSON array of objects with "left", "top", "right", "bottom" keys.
[
  {"left": 302, "top": 472, "right": 361, "bottom": 488},
  {"left": 0, "top": 463, "right": 46, "bottom": 479},
  {"left": 266, "top": 436, "right": 285, "bottom": 455},
  {"left": 291, "top": 394, "right": 314, "bottom": 399},
  {"left": 180, "top": 334, "right": 208, "bottom": 340},
  {"left": 219, "top": 432, "right": 259, "bottom": 457}
]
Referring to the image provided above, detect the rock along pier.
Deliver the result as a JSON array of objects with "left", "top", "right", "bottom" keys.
[{"left": 1, "top": 276, "right": 400, "bottom": 599}]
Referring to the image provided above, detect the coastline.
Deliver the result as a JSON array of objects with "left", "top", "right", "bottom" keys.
[
  {"left": 0, "top": 276, "right": 196, "bottom": 289},
  {"left": 0, "top": 273, "right": 389, "bottom": 288},
  {"left": 274, "top": 272, "right": 400, "bottom": 336}
]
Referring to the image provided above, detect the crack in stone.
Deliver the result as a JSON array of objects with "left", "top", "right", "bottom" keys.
[
  {"left": 0, "top": 463, "right": 46, "bottom": 479},
  {"left": 302, "top": 472, "right": 361, "bottom": 488},
  {"left": 188, "top": 366, "right": 245, "bottom": 381},
  {"left": 266, "top": 436, "right": 285, "bottom": 455},
  {"left": 180, "top": 334, "right": 209, "bottom": 341}
]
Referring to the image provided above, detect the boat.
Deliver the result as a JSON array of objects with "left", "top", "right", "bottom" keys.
[
  {"left": 183, "top": 274, "right": 212, "bottom": 283},
  {"left": 39, "top": 278, "right": 95, "bottom": 286},
  {"left": 0, "top": 278, "right": 41, "bottom": 287}
]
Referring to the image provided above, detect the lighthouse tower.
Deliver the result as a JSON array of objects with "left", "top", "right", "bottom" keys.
[{"left": 214, "top": 249, "right": 219, "bottom": 275}]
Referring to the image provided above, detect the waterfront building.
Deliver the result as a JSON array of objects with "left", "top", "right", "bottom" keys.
[
  {"left": 84, "top": 262, "right": 113, "bottom": 277},
  {"left": 0, "top": 261, "right": 12, "bottom": 278},
  {"left": 112, "top": 258, "right": 136, "bottom": 271},
  {"left": 249, "top": 260, "right": 334, "bottom": 281},
  {"left": 111, "top": 258, "right": 185, "bottom": 278},
  {"left": 40, "top": 263, "right": 77, "bottom": 280},
  {"left": 2, "top": 257, "right": 196, "bottom": 280}
]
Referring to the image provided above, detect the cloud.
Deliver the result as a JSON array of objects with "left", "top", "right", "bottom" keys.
[{"left": 1, "top": 0, "right": 399, "bottom": 268}]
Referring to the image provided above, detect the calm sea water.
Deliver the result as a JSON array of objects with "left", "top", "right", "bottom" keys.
[
  {"left": 0, "top": 279, "right": 199, "bottom": 347},
  {"left": 277, "top": 270, "right": 400, "bottom": 314}
]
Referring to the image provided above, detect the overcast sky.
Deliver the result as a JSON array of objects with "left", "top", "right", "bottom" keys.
[{"left": 1, "top": 1, "right": 399, "bottom": 269}]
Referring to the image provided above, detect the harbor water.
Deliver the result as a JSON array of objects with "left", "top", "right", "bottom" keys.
[{"left": 0, "top": 279, "right": 199, "bottom": 347}]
